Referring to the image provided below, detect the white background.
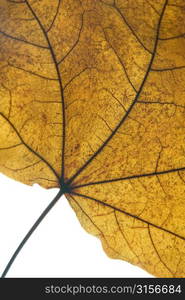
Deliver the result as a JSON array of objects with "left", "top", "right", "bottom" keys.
[{"left": 0, "top": 173, "right": 153, "bottom": 278}]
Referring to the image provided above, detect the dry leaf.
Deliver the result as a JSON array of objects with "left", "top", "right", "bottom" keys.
[{"left": 0, "top": 0, "right": 185, "bottom": 277}]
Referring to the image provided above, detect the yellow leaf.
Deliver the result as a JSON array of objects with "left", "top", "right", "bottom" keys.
[{"left": 0, "top": 0, "right": 185, "bottom": 277}]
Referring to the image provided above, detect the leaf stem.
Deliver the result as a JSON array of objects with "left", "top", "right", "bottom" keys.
[{"left": 1, "top": 188, "right": 64, "bottom": 278}]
